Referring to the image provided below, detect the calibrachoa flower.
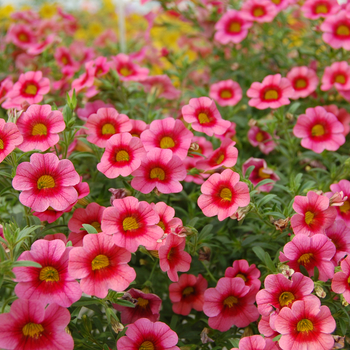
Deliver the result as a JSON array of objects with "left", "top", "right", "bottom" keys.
[
  {"left": 301, "top": 0, "right": 340, "bottom": 19},
  {"left": 0, "top": 299, "right": 74, "bottom": 350},
  {"left": 16, "top": 104, "right": 65, "bottom": 152},
  {"left": 214, "top": 10, "right": 253, "bottom": 44},
  {"left": 112, "top": 53, "right": 149, "bottom": 81},
  {"left": 332, "top": 254, "right": 350, "bottom": 303},
  {"left": 286, "top": 66, "right": 319, "bottom": 99},
  {"left": 320, "top": 10, "right": 350, "bottom": 50},
  {"left": 2, "top": 71, "right": 50, "bottom": 109},
  {"left": 169, "top": 273, "right": 208, "bottom": 316},
  {"left": 0, "top": 118, "right": 23, "bottom": 163},
  {"left": 117, "top": 318, "right": 180, "bottom": 350},
  {"left": 13, "top": 239, "right": 82, "bottom": 307},
  {"left": 113, "top": 288, "right": 162, "bottom": 324},
  {"left": 97, "top": 132, "right": 146, "bottom": 178},
  {"left": 141, "top": 118, "right": 193, "bottom": 160},
  {"left": 247, "top": 74, "right": 294, "bottom": 110},
  {"left": 203, "top": 277, "right": 259, "bottom": 332},
  {"left": 256, "top": 272, "right": 317, "bottom": 316},
  {"left": 279, "top": 234, "right": 336, "bottom": 282},
  {"left": 291, "top": 191, "right": 337, "bottom": 236},
  {"left": 243, "top": 158, "right": 279, "bottom": 192},
  {"left": 327, "top": 179, "right": 350, "bottom": 226},
  {"left": 275, "top": 299, "right": 336, "bottom": 350},
  {"left": 68, "top": 233, "right": 136, "bottom": 298},
  {"left": 241, "top": 0, "right": 278, "bottom": 23},
  {"left": 321, "top": 61, "right": 350, "bottom": 92},
  {"left": 231, "top": 335, "right": 279, "bottom": 350},
  {"left": 129, "top": 119, "right": 148, "bottom": 137},
  {"left": 325, "top": 220, "right": 350, "bottom": 264},
  {"left": 131, "top": 148, "right": 187, "bottom": 194},
  {"left": 225, "top": 259, "right": 261, "bottom": 289},
  {"left": 12, "top": 153, "right": 80, "bottom": 212},
  {"left": 209, "top": 79, "right": 242, "bottom": 106},
  {"left": 141, "top": 75, "right": 181, "bottom": 100},
  {"left": 101, "top": 196, "right": 163, "bottom": 253},
  {"left": 159, "top": 233, "right": 192, "bottom": 282},
  {"left": 293, "top": 106, "right": 345, "bottom": 153},
  {"left": 182, "top": 97, "right": 231, "bottom": 136},
  {"left": 248, "top": 126, "right": 276, "bottom": 154},
  {"left": 85, "top": 107, "right": 132, "bottom": 148},
  {"left": 198, "top": 169, "right": 250, "bottom": 221}
]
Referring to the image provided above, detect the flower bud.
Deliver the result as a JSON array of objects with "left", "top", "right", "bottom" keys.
[{"left": 109, "top": 188, "right": 131, "bottom": 205}]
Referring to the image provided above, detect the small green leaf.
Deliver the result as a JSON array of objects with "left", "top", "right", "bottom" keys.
[
  {"left": 81, "top": 224, "right": 98, "bottom": 234},
  {"left": 299, "top": 265, "right": 309, "bottom": 277},
  {"left": 12, "top": 261, "right": 42, "bottom": 268},
  {"left": 252, "top": 246, "right": 266, "bottom": 263},
  {"left": 113, "top": 299, "right": 136, "bottom": 308}
]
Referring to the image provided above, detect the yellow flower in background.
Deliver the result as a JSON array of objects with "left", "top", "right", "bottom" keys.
[
  {"left": 101, "top": 0, "right": 115, "bottom": 13},
  {"left": 125, "top": 14, "right": 148, "bottom": 37},
  {"left": 39, "top": 2, "right": 57, "bottom": 18},
  {"left": 0, "top": 5, "right": 14, "bottom": 20},
  {"left": 88, "top": 22, "right": 104, "bottom": 37}
]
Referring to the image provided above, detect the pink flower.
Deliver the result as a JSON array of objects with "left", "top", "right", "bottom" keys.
[
  {"left": 203, "top": 277, "right": 259, "bottom": 331},
  {"left": 275, "top": 299, "right": 336, "bottom": 350},
  {"left": 279, "top": 234, "right": 336, "bottom": 282},
  {"left": 198, "top": 169, "right": 250, "bottom": 221},
  {"left": 16, "top": 104, "right": 65, "bottom": 152},
  {"left": 13, "top": 239, "right": 82, "bottom": 307},
  {"left": 113, "top": 288, "right": 162, "bottom": 324},
  {"left": 68, "top": 232, "right": 136, "bottom": 298},
  {"left": 321, "top": 61, "right": 350, "bottom": 92},
  {"left": 323, "top": 104, "right": 350, "bottom": 136},
  {"left": 209, "top": 79, "right": 243, "bottom": 106},
  {"left": 231, "top": 335, "right": 279, "bottom": 350},
  {"left": 97, "top": 133, "right": 146, "bottom": 178},
  {"left": 141, "top": 75, "right": 181, "bottom": 100},
  {"left": 332, "top": 255, "right": 350, "bottom": 303},
  {"left": 112, "top": 53, "right": 149, "bottom": 81},
  {"left": 182, "top": 97, "right": 231, "bottom": 136},
  {"left": 54, "top": 46, "right": 78, "bottom": 72},
  {"left": 286, "top": 66, "right": 319, "bottom": 99},
  {"left": 2, "top": 71, "right": 50, "bottom": 110},
  {"left": 44, "top": 233, "right": 67, "bottom": 244},
  {"left": 243, "top": 158, "right": 280, "bottom": 192},
  {"left": 68, "top": 202, "right": 106, "bottom": 246},
  {"left": 0, "top": 119, "right": 23, "bottom": 163},
  {"left": 247, "top": 74, "right": 294, "bottom": 110},
  {"left": 76, "top": 100, "right": 114, "bottom": 121},
  {"left": 169, "top": 274, "right": 208, "bottom": 316},
  {"left": 6, "top": 24, "right": 36, "bottom": 50},
  {"left": 131, "top": 148, "right": 187, "bottom": 194},
  {"left": 241, "top": 0, "right": 278, "bottom": 23},
  {"left": 326, "top": 180, "right": 350, "bottom": 225},
  {"left": 214, "top": 10, "right": 253, "bottom": 44},
  {"left": 196, "top": 138, "right": 238, "bottom": 171},
  {"left": 101, "top": 196, "right": 163, "bottom": 253},
  {"left": 256, "top": 273, "right": 317, "bottom": 316},
  {"left": 71, "top": 66, "right": 98, "bottom": 98},
  {"left": 159, "top": 233, "right": 192, "bottom": 282},
  {"left": 129, "top": 119, "right": 148, "bottom": 137},
  {"left": 12, "top": 153, "right": 80, "bottom": 212},
  {"left": 302, "top": 0, "right": 340, "bottom": 20},
  {"left": 293, "top": 106, "right": 345, "bottom": 153},
  {"left": 87, "top": 56, "right": 112, "bottom": 78},
  {"left": 225, "top": 259, "right": 261, "bottom": 289},
  {"left": 325, "top": 220, "right": 350, "bottom": 264},
  {"left": 117, "top": 318, "right": 180, "bottom": 350},
  {"left": 0, "top": 77, "right": 13, "bottom": 102},
  {"left": 291, "top": 191, "right": 337, "bottom": 236},
  {"left": 141, "top": 118, "right": 193, "bottom": 160},
  {"left": 321, "top": 10, "right": 350, "bottom": 50},
  {"left": 85, "top": 107, "right": 132, "bottom": 148},
  {"left": 248, "top": 126, "right": 276, "bottom": 154},
  {"left": 0, "top": 299, "right": 73, "bottom": 350}
]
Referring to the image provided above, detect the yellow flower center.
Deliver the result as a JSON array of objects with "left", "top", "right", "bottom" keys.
[
  {"left": 119, "top": 67, "right": 132, "bottom": 76},
  {"left": 90, "top": 221, "right": 102, "bottom": 232},
  {"left": 216, "top": 154, "right": 225, "bottom": 164},
  {"left": 18, "top": 33, "right": 29, "bottom": 42},
  {"left": 236, "top": 273, "right": 247, "bottom": 281},
  {"left": 167, "top": 247, "right": 175, "bottom": 260},
  {"left": 258, "top": 167, "right": 271, "bottom": 179},
  {"left": 220, "top": 187, "right": 232, "bottom": 201},
  {"left": 297, "top": 253, "right": 314, "bottom": 267},
  {"left": 295, "top": 78, "right": 307, "bottom": 89},
  {"left": 32, "top": 123, "right": 47, "bottom": 136},
  {"left": 335, "top": 74, "right": 346, "bottom": 84},
  {"left": 61, "top": 56, "right": 69, "bottom": 65},
  {"left": 101, "top": 123, "right": 116, "bottom": 135},
  {"left": 337, "top": 25, "right": 350, "bottom": 36},
  {"left": 160, "top": 136, "right": 175, "bottom": 149},
  {"left": 340, "top": 201, "right": 350, "bottom": 213},
  {"left": 91, "top": 254, "right": 109, "bottom": 270},
  {"left": 315, "top": 4, "right": 328, "bottom": 14},
  {"left": 279, "top": 291, "right": 295, "bottom": 307},
  {"left": 137, "top": 297, "right": 149, "bottom": 308},
  {"left": 24, "top": 84, "right": 38, "bottom": 95},
  {"left": 256, "top": 132, "right": 264, "bottom": 142},
  {"left": 0, "top": 139, "right": 4, "bottom": 150},
  {"left": 150, "top": 167, "right": 165, "bottom": 181},
  {"left": 182, "top": 286, "right": 194, "bottom": 296},
  {"left": 297, "top": 319, "right": 314, "bottom": 332},
  {"left": 304, "top": 211, "right": 315, "bottom": 225},
  {"left": 139, "top": 341, "right": 154, "bottom": 350},
  {"left": 198, "top": 112, "right": 210, "bottom": 124},
  {"left": 157, "top": 221, "right": 166, "bottom": 230},
  {"left": 223, "top": 295, "right": 238, "bottom": 308},
  {"left": 220, "top": 89, "right": 233, "bottom": 99},
  {"left": 271, "top": 0, "right": 281, "bottom": 4},
  {"left": 228, "top": 21, "right": 241, "bottom": 33},
  {"left": 311, "top": 124, "right": 325, "bottom": 137},
  {"left": 37, "top": 175, "right": 55, "bottom": 190},
  {"left": 347, "top": 276, "right": 350, "bottom": 284},
  {"left": 122, "top": 216, "right": 139, "bottom": 231},
  {"left": 39, "top": 266, "right": 59, "bottom": 282},
  {"left": 22, "top": 323, "right": 44, "bottom": 338},
  {"left": 253, "top": 6, "right": 265, "bottom": 17},
  {"left": 116, "top": 150, "right": 130, "bottom": 162},
  {"left": 264, "top": 89, "right": 279, "bottom": 101}
]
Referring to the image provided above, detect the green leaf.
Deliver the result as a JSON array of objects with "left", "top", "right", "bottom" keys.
[
  {"left": 288, "top": 102, "right": 300, "bottom": 115},
  {"left": 313, "top": 267, "right": 319, "bottom": 281},
  {"left": 252, "top": 246, "right": 266, "bottom": 263},
  {"left": 82, "top": 224, "right": 98, "bottom": 234},
  {"left": 244, "top": 165, "right": 255, "bottom": 179},
  {"left": 299, "top": 265, "right": 309, "bottom": 277},
  {"left": 12, "top": 261, "right": 42, "bottom": 268},
  {"left": 254, "top": 179, "right": 275, "bottom": 190},
  {"left": 264, "top": 252, "right": 276, "bottom": 272},
  {"left": 113, "top": 299, "right": 136, "bottom": 308},
  {"left": 256, "top": 194, "right": 277, "bottom": 208},
  {"left": 273, "top": 334, "right": 282, "bottom": 341}
]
